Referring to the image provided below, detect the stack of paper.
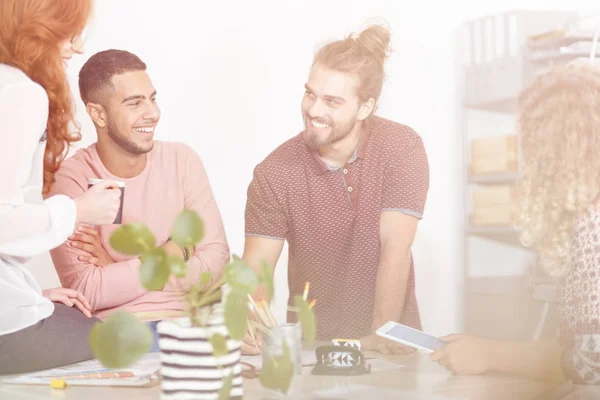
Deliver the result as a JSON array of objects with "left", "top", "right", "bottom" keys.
[
  {"left": 526, "top": 29, "right": 600, "bottom": 64},
  {"left": 2, "top": 353, "right": 161, "bottom": 387}
]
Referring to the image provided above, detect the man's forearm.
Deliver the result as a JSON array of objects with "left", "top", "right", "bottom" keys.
[
  {"left": 370, "top": 252, "right": 411, "bottom": 331},
  {"left": 245, "top": 262, "right": 272, "bottom": 302},
  {"left": 242, "top": 236, "right": 284, "bottom": 302},
  {"left": 64, "top": 259, "right": 145, "bottom": 311},
  {"left": 489, "top": 339, "right": 564, "bottom": 382}
]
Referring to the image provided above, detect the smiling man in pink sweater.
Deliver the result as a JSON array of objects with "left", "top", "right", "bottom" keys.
[{"left": 46, "top": 50, "right": 229, "bottom": 348}]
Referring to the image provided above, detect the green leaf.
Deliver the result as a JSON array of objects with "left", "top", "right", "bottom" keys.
[
  {"left": 139, "top": 249, "right": 170, "bottom": 291},
  {"left": 89, "top": 311, "right": 152, "bottom": 369},
  {"left": 259, "top": 340, "right": 294, "bottom": 394},
  {"left": 224, "top": 259, "right": 259, "bottom": 295},
  {"left": 295, "top": 295, "right": 316, "bottom": 342},
  {"left": 224, "top": 290, "right": 249, "bottom": 340},
  {"left": 167, "top": 255, "right": 186, "bottom": 278},
  {"left": 199, "top": 271, "right": 212, "bottom": 287},
  {"left": 171, "top": 210, "right": 204, "bottom": 248},
  {"left": 210, "top": 333, "right": 228, "bottom": 357},
  {"left": 109, "top": 223, "right": 156, "bottom": 255},
  {"left": 232, "top": 254, "right": 242, "bottom": 261},
  {"left": 218, "top": 373, "right": 234, "bottom": 400},
  {"left": 260, "top": 260, "right": 274, "bottom": 301}
]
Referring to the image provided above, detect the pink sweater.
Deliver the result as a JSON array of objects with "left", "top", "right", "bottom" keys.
[{"left": 46, "top": 141, "right": 230, "bottom": 320}]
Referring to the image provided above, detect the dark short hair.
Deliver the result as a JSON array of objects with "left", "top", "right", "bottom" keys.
[{"left": 78, "top": 49, "right": 146, "bottom": 104}]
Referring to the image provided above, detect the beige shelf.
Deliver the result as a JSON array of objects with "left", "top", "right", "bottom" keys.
[
  {"left": 463, "top": 98, "right": 517, "bottom": 114},
  {"left": 466, "top": 225, "right": 524, "bottom": 247},
  {"left": 468, "top": 171, "right": 519, "bottom": 184}
]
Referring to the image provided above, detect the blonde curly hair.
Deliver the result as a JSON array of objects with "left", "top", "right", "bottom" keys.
[{"left": 517, "top": 62, "right": 600, "bottom": 276}]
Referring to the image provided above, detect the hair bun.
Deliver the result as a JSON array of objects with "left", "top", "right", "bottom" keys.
[{"left": 356, "top": 23, "right": 391, "bottom": 62}]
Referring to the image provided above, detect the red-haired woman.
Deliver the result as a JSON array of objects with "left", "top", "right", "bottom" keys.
[{"left": 0, "top": 0, "right": 122, "bottom": 374}]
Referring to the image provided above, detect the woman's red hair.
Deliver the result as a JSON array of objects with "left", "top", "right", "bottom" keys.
[{"left": 0, "top": 0, "right": 92, "bottom": 194}]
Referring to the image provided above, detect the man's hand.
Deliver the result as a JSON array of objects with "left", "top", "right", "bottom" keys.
[
  {"left": 42, "top": 287, "right": 92, "bottom": 318},
  {"left": 360, "top": 333, "right": 416, "bottom": 355},
  {"left": 430, "top": 334, "right": 494, "bottom": 375},
  {"left": 161, "top": 240, "right": 187, "bottom": 259},
  {"left": 241, "top": 327, "right": 262, "bottom": 355},
  {"left": 69, "top": 225, "right": 115, "bottom": 266}
]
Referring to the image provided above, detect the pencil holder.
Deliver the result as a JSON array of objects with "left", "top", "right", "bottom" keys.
[{"left": 262, "top": 323, "right": 302, "bottom": 375}]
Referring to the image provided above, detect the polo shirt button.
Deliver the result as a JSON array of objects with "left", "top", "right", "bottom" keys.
[
  {"left": 347, "top": 186, "right": 353, "bottom": 192},
  {"left": 343, "top": 168, "right": 348, "bottom": 174}
]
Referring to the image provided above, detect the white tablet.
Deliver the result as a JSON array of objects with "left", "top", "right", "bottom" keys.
[{"left": 376, "top": 321, "right": 444, "bottom": 353}]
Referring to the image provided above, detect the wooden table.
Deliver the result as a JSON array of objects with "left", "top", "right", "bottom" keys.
[{"left": 0, "top": 349, "right": 561, "bottom": 400}]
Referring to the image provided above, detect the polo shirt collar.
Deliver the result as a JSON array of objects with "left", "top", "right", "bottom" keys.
[{"left": 307, "top": 121, "right": 372, "bottom": 175}]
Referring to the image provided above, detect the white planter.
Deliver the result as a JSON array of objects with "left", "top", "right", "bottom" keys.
[{"left": 157, "top": 309, "right": 243, "bottom": 400}]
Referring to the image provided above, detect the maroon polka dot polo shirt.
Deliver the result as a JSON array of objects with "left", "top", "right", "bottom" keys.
[{"left": 245, "top": 116, "right": 429, "bottom": 339}]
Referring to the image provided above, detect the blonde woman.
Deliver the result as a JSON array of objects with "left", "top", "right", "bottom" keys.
[{"left": 430, "top": 63, "right": 600, "bottom": 384}]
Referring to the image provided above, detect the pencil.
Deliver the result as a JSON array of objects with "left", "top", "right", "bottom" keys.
[
  {"left": 247, "top": 300, "right": 262, "bottom": 324},
  {"left": 247, "top": 320, "right": 260, "bottom": 352},
  {"left": 261, "top": 300, "right": 278, "bottom": 327},
  {"left": 303, "top": 282, "right": 310, "bottom": 301},
  {"left": 247, "top": 295, "right": 270, "bottom": 327},
  {"left": 257, "top": 302, "right": 273, "bottom": 328}
]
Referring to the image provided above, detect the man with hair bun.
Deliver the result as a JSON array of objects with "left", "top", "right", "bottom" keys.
[{"left": 242, "top": 21, "right": 429, "bottom": 355}]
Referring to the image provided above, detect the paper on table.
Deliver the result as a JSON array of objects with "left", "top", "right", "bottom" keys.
[
  {"left": 2, "top": 352, "right": 161, "bottom": 386},
  {"left": 41, "top": 352, "right": 160, "bottom": 377},
  {"left": 312, "top": 384, "right": 468, "bottom": 400}
]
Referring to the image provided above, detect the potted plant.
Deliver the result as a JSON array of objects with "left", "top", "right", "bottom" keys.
[{"left": 88, "top": 209, "right": 316, "bottom": 399}]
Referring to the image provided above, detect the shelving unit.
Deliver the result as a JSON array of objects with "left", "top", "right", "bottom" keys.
[{"left": 459, "top": 10, "right": 589, "bottom": 340}]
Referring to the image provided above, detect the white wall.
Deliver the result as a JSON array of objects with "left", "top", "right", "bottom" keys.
[{"left": 29, "top": 0, "right": 600, "bottom": 336}]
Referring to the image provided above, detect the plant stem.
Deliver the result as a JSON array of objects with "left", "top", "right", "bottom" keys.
[
  {"left": 196, "top": 291, "right": 223, "bottom": 309},
  {"left": 189, "top": 305, "right": 199, "bottom": 327},
  {"left": 197, "top": 277, "right": 225, "bottom": 306},
  {"left": 205, "top": 277, "right": 226, "bottom": 297}
]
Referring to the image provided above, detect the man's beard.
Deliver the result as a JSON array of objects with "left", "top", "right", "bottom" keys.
[
  {"left": 107, "top": 121, "right": 152, "bottom": 155},
  {"left": 303, "top": 113, "right": 357, "bottom": 150}
]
